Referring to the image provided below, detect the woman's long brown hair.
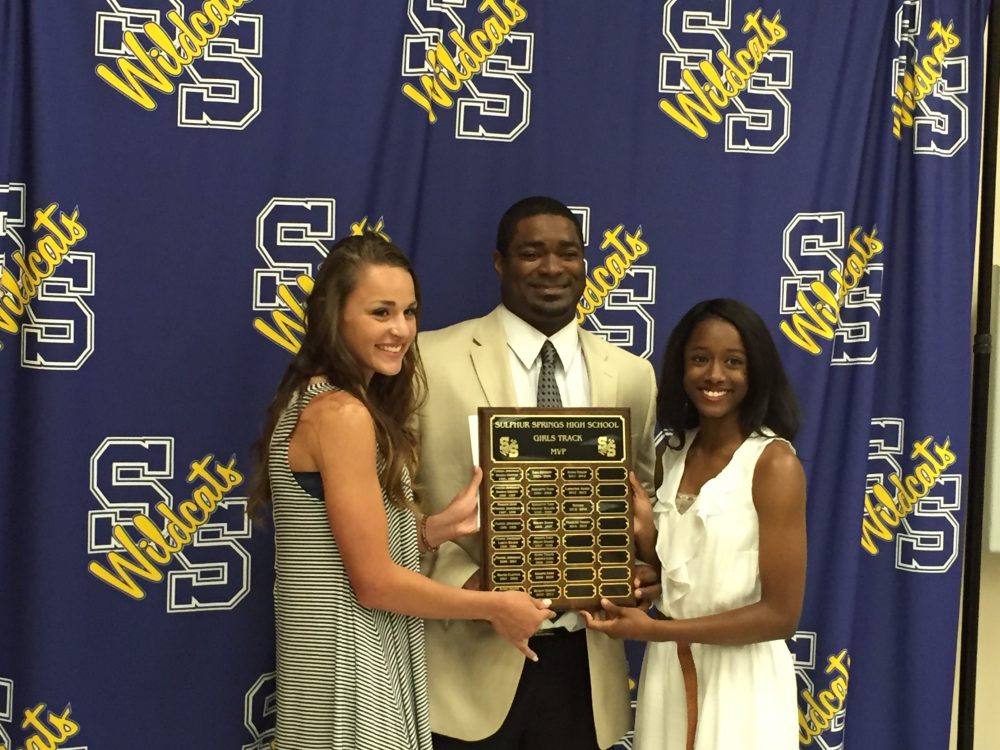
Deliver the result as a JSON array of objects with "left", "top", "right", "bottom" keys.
[{"left": 247, "top": 232, "right": 426, "bottom": 519}]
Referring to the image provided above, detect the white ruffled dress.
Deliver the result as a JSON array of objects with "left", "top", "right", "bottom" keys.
[{"left": 633, "top": 430, "right": 798, "bottom": 750}]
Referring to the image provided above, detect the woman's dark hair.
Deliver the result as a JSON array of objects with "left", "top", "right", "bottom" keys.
[
  {"left": 247, "top": 232, "right": 426, "bottom": 518},
  {"left": 657, "top": 298, "right": 800, "bottom": 450}
]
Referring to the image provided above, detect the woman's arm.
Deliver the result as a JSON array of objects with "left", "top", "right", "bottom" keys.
[
  {"left": 582, "top": 440, "right": 806, "bottom": 644},
  {"left": 293, "top": 392, "right": 554, "bottom": 657}
]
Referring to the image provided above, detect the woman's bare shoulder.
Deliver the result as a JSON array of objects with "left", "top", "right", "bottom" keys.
[
  {"left": 299, "top": 389, "right": 372, "bottom": 431},
  {"left": 753, "top": 439, "right": 806, "bottom": 504}
]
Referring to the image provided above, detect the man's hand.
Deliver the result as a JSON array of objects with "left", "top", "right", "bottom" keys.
[
  {"left": 426, "top": 466, "right": 483, "bottom": 547},
  {"left": 633, "top": 562, "right": 661, "bottom": 609},
  {"left": 630, "top": 471, "right": 658, "bottom": 564}
]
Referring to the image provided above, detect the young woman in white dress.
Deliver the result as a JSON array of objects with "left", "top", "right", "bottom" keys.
[{"left": 582, "top": 298, "right": 806, "bottom": 750}]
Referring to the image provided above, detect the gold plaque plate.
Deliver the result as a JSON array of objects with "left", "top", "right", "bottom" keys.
[{"left": 478, "top": 407, "right": 635, "bottom": 610}]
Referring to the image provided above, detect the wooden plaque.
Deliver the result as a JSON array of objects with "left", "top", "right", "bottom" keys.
[{"left": 478, "top": 407, "right": 635, "bottom": 611}]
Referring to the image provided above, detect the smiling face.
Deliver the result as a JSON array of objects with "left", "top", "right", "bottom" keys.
[
  {"left": 493, "top": 214, "right": 586, "bottom": 336},
  {"left": 339, "top": 263, "right": 418, "bottom": 383},
  {"left": 682, "top": 316, "right": 749, "bottom": 425}
]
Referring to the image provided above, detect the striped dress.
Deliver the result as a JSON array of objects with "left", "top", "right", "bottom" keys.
[{"left": 270, "top": 382, "right": 431, "bottom": 750}]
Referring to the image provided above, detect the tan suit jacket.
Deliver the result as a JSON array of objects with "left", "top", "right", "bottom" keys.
[{"left": 415, "top": 306, "right": 657, "bottom": 748}]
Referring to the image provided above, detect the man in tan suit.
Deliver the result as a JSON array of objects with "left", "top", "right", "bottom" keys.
[{"left": 416, "top": 196, "right": 657, "bottom": 749}]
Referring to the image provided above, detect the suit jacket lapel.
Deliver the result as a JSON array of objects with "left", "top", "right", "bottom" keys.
[
  {"left": 469, "top": 307, "right": 517, "bottom": 406},
  {"left": 580, "top": 328, "right": 618, "bottom": 406}
]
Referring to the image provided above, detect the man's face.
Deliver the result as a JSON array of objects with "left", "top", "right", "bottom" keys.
[{"left": 493, "top": 214, "right": 586, "bottom": 336}]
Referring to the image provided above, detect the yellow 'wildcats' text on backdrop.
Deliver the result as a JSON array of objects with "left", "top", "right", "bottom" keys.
[
  {"left": 4, "top": 703, "right": 79, "bottom": 750},
  {"left": 401, "top": 0, "right": 527, "bottom": 123},
  {"left": 88, "top": 454, "right": 243, "bottom": 599},
  {"left": 799, "top": 649, "right": 849, "bottom": 746},
  {"left": 659, "top": 9, "right": 787, "bottom": 139},
  {"left": 861, "top": 435, "right": 956, "bottom": 555},
  {"left": 893, "top": 20, "right": 961, "bottom": 139},
  {"left": 95, "top": 0, "right": 254, "bottom": 109},
  {"left": 257, "top": 219, "right": 650, "bottom": 340},
  {"left": 255, "top": 274, "right": 312, "bottom": 354},
  {"left": 253, "top": 217, "right": 390, "bottom": 354},
  {"left": 780, "top": 226, "right": 883, "bottom": 355},
  {"left": 576, "top": 224, "right": 649, "bottom": 324},
  {"left": 0, "top": 203, "right": 87, "bottom": 352}
]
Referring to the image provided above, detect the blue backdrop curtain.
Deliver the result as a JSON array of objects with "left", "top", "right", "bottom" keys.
[{"left": 0, "top": 1, "right": 988, "bottom": 748}]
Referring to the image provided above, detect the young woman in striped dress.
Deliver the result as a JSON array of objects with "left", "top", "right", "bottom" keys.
[{"left": 249, "top": 233, "right": 554, "bottom": 750}]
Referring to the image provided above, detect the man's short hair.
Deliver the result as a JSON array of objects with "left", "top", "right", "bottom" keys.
[{"left": 496, "top": 196, "right": 584, "bottom": 255}]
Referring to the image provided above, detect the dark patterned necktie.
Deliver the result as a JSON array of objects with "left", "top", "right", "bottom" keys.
[{"left": 536, "top": 340, "right": 563, "bottom": 408}]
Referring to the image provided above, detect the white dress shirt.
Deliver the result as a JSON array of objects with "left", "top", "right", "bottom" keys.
[
  {"left": 498, "top": 306, "right": 591, "bottom": 409},
  {"left": 499, "top": 305, "right": 589, "bottom": 630}
]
